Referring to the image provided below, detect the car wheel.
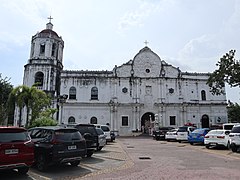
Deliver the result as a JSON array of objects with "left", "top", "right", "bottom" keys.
[
  {"left": 178, "top": 140, "right": 181, "bottom": 143},
  {"left": 18, "top": 167, "right": 29, "bottom": 174},
  {"left": 37, "top": 154, "right": 47, "bottom": 171},
  {"left": 98, "top": 146, "right": 103, "bottom": 151},
  {"left": 231, "top": 144, "right": 238, "bottom": 152},
  {"left": 205, "top": 145, "right": 210, "bottom": 149},
  {"left": 70, "top": 160, "right": 80, "bottom": 167},
  {"left": 190, "top": 142, "right": 194, "bottom": 145},
  {"left": 87, "top": 151, "right": 93, "bottom": 157}
]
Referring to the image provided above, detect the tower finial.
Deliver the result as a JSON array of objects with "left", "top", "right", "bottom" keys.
[
  {"left": 46, "top": 16, "right": 53, "bottom": 30},
  {"left": 144, "top": 40, "right": 149, "bottom": 47},
  {"left": 48, "top": 16, "right": 53, "bottom": 23}
]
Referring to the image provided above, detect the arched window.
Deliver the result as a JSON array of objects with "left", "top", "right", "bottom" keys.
[
  {"left": 35, "top": 72, "right": 44, "bottom": 86},
  {"left": 91, "top": 87, "right": 98, "bottom": 100},
  {"left": 51, "top": 43, "right": 57, "bottom": 57},
  {"left": 90, "top": 117, "right": 97, "bottom": 124},
  {"left": 201, "top": 90, "right": 206, "bottom": 101},
  {"left": 40, "top": 43, "right": 45, "bottom": 54},
  {"left": 69, "top": 86, "right": 76, "bottom": 99},
  {"left": 68, "top": 116, "right": 75, "bottom": 124}
]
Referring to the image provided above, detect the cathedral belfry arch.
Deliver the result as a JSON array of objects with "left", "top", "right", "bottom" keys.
[{"left": 141, "top": 112, "right": 155, "bottom": 133}]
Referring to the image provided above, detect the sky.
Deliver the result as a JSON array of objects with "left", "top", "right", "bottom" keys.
[{"left": 1, "top": 0, "right": 240, "bottom": 102}]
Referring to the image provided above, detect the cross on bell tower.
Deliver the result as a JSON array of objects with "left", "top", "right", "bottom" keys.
[
  {"left": 144, "top": 40, "right": 149, "bottom": 47},
  {"left": 48, "top": 16, "right": 53, "bottom": 23}
]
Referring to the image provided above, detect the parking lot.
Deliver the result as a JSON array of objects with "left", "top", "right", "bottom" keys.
[{"left": 1, "top": 136, "right": 240, "bottom": 180}]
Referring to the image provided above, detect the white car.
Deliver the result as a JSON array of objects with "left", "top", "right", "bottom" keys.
[
  {"left": 95, "top": 128, "right": 106, "bottom": 151},
  {"left": 176, "top": 126, "right": 196, "bottom": 143},
  {"left": 165, "top": 129, "right": 178, "bottom": 141},
  {"left": 204, "top": 129, "right": 231, "bottom": 149},
  {"left": 229, "top": 124, "right": 240, "bottom": 152},
  {"left": 223, "top": 123, "right": 240, "bottom": 130},
  {"left": 94, "top": 124, "right": 111, "bottom": 142}
]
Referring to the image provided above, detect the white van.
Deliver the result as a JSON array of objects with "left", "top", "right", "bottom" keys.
[
  {"left": 94, "top": 124, "right": 111, "bottom": 142},
  {"left": 223, "top": 123, "right": 240, "bottom": 131}
]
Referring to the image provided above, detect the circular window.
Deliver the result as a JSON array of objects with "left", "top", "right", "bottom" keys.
[
  {"left": 146, "top": 69, "right": 150, "bottom": 73},
  {"left": 169, "top": 88, "right": 174, "bottom": 94},
  {"left": 122, "top": 87, "right": 128, "bottom": 93}
]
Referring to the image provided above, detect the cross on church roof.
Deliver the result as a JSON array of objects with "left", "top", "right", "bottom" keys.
[
  {"left": 144, "top": 40, "right": 149, "bottom": 46},
  {"left": 48, "top": 16, "right": 53, "bottom": 23}
]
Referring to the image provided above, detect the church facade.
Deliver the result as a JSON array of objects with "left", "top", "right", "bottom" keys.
[{"left": 19, "top": 21, "right": 228, "bottom": 136}]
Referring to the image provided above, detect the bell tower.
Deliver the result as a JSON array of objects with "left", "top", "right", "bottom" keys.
[{"left": 23, "top": 17, "right": 64, "bottom": 98}]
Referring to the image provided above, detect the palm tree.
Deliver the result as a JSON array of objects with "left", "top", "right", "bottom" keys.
[
  {"left": 8, "top": 86, "right": 25, "bottom": 126},
  {"left": 8, "top": 85, "right": 51, "bottom": 127}
]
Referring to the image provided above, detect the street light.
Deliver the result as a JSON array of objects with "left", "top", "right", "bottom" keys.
[{"left": 59, "top": 94, "right": 68, "bottom": 124}]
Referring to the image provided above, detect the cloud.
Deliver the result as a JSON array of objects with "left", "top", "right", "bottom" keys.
[
  {"left": 0, "top": 31, "right": 28, "bottom": 50},
  {"left": 117, "top": 0, "right": 176, "bottom": 34},
  {"left": 177, "top": 0, "right": 240, "bottom": 73}
]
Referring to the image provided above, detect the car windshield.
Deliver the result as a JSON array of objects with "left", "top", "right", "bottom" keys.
[
  {"left": 192, "top": 129, "right": 205, "bottom": 134},
  {"left": 224, "top": 125, "right": 234, "bottom": 130},
  {"left": 159, "top": 127, "right": 171, "bottom": 130},
  {"left": 101, "top": 126, "right": 110, "bottom": 132},
  {"left": 54, "top": 129, "right": 82, "bottom": 141},
  {"left": 0, "top": 131, "right": 29, "bottom": 142},
  {"left": 231, "top": 126, "right": 240, "bottom": 133},
  {"left": 207, "top": 130, "right": 223, "bottom": 135},
  {"left": 178, "top": 127, "right": 188, "bottom": 132},
  {"left": 96, "top": 128, "right": 104, "bottom": 135}
]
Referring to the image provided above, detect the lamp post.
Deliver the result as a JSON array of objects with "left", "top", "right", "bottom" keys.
[{"left": 59, "top": 94, "right": 68, "bottom": 124}]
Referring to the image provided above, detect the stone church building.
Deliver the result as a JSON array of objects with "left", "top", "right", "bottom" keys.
[{"left": 19, "top": 20, "right": 228, "bottom": 136}]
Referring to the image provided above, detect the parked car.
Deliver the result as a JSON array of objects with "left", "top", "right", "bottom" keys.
[
  {"left": 28, "top": 126, "right": 87, "bottom": 171},
  {"left": 176, "top": 126, "right": 196, "bottom": 143},
  {"left": 223, "top": 123, "right": 240, "bottom": 131},
  {"left": 165, "top": 129, "right": 178, "bottom": 141},
  {"left": 152, "top": 127, "right": 174, "bottom": 140},
  {"left": 94, "top": 124, "right": 111, "bottom": 142},
  {"left": 204, "top": 129, "right": 230, "bottom": 149},
  {"left": 0, "top": 126, "right": 34, "bottom": 174},
  {"left": 71, "top": 124, "right": 98, "bottom": 157},
  {"left": 229, "top": 124, "right": 240, "bottom": 152},
  {"left": 95, "top": 128, "right": 106, "bottom": 151},
  {"left": 188, "top": 128, "right": 210, "bottom": 145}
]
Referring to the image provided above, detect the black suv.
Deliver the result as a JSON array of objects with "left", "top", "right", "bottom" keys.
[
  {"left": 153, "top": 127, "right": 174, "bottom": 140},
  {"left": 28, "top": 126, "right": 87, "bottom": 171},
  {"left": 70, "top": 124, "right": 98, "bottom": 157}
]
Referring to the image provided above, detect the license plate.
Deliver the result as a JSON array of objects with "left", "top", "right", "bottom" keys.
[
  {"left": 210, "top": 143, "right": 217, "bottom": 145},
  {"left": 5, "top": 149, "right": 19, "bottom": 155},
  {"left": 68, "top": 145, "right": 77, "bottom": 150}
]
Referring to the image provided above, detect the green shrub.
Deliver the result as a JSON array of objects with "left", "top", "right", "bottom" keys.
[{"left": 29, "top": 116, "right": 57, "bottom": 128}]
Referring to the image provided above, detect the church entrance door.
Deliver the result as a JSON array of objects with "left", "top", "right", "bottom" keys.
[
  {"left": 201, "top": 114, "right": 209, "bottom": 128},
  {"left": 141, "top": 112, "right": 155, "bottom": 134}
]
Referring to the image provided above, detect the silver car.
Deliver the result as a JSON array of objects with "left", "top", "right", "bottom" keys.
[{"left": 95, "top": 128, "right": 106, "bottom": 151}]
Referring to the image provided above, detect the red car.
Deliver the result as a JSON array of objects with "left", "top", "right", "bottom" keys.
[{"left": 0, "top": 126, "right": 34, "bottom": 174}]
